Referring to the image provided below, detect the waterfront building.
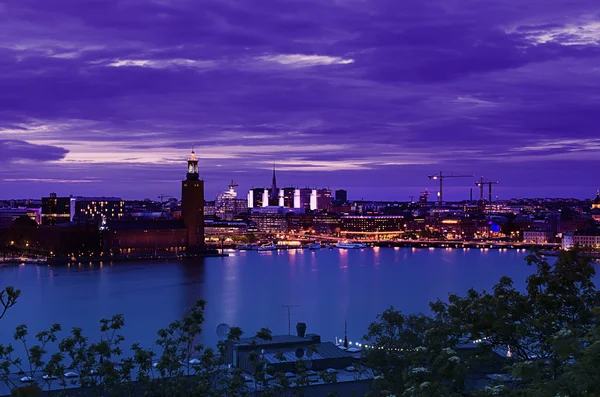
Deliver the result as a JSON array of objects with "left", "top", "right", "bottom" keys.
[
  {"left": 340, "top": 215, "right": 405, "bottom": 238},
  {"left": 204, "top": 220, "right": 247, "bottom": 237},
  {"left": 181, "top": 149, "right": 205, "bottom": 251},
  {"left": 103, "top": 220, "right": 187, "bottom": 256},
  {"left": 248, "top": 213, "right": 288, "bottom": 232},
  {"left": 562, "top": 229, "right": 600, "bottom": 249},
  {"left": 523, "top": 230, "right": 554, "bottom": 244},
  {"left": 313, "top": 214, "right": 343, "bottom": 235},
  {"left": 41, "top": 193, "right": 71, "bottom": 225},
  {"left": 69, "top": 196, "right": 124, "bottom": 223}
]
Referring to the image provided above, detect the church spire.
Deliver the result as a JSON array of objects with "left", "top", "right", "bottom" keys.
[{"left": 270, "top": 163, "right": 277, "bottom": 200}]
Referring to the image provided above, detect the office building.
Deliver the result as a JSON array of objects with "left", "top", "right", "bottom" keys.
[
  {"left": 69, "top": 197, "right": 124, "bottom": 223},
  {"left": 41, "top": 193, "right": 71, "bottom": 225},
  {"left": 316, "top": 188, "right": 333, "bottom": 211},
  {"left": 340, "top": 215, "right": 405, "bottom": 238},
  {"left": 335, "top": 189, "right": 348, "bottom": 204},
  {"left": 279, "top": 187, "right": 296, "bottom": 208},
  {"left": 248, "top": 188, "right": 269, "bottom": 209},
  {"left": 215, "top": 181, "right": 248, "bottom": 221},
  {"left": 295, "top": 188, "right": 313, "bottom": 210}
]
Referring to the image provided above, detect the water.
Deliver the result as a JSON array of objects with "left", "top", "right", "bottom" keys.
[{"left": 0, "top": 248, "right": 538, "bottom": 351}]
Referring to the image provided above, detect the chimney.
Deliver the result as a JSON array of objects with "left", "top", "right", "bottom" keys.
[{"left": 296, "top": 322, "right": 307, "bottom": 338}]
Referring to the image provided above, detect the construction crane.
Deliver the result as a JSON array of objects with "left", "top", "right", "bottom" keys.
[
  {"left": 475, "top": 177, "right": 499, "bottom": 202},
  {"left": 228, "top": 180, "right": 239, "bottom": 191},
  {"left": 419, "top": 189, "right": 431, "bottom": 204},
  {"left": 428, "top": 172, "right": 474, "bottom": 206}
]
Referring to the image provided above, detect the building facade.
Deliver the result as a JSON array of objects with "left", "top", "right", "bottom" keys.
[
  {"left": 523, "top": 230, "right": 554, "bottom": 244},
  {"left": 41, "top": 193, "right": 71, "bottom": 225},
  {"left": 69, "top": 197, "right": 124, "bottom": 223}
]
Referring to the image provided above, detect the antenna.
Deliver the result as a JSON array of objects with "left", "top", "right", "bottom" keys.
[
  {"left": 282, "top": 305, "right": 299, "bottom": 335},
  {"left": 344, "top": 317, "right": 348, "bottom": 348}
]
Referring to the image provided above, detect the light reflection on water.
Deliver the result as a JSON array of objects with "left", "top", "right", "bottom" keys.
[{"left": 1, "top": 248, "right": 551, "bottom": 352}]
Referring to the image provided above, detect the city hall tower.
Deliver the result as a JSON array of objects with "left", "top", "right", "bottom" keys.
[{"left": 182, "top": 148, "right": 205, "bottom": 252}]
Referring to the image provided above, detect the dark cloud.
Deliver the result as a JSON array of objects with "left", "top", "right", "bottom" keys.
[{"left": 0, "top": 140, "right": 69, "bottom": 163}]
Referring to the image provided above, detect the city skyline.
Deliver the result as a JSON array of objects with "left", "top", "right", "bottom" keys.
[{"left": 1, "top": 0, "right": 600, "bottom": 200}]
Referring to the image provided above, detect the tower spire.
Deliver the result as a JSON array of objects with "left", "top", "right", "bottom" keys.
[
  {"left": 186, "top": 144, "right": 199, "bottom": 181},
  {"left": 270, "top": 163, "right": 277, "bottom": 203}
]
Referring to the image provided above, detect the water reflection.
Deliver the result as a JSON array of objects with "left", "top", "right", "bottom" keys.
[{"left": 1, "top": 248, "right": 550, "bottom": 354}]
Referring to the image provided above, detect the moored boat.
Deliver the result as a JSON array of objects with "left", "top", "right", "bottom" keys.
[{"left": 308, "top": 242, "right": 321, "bottom": 250}]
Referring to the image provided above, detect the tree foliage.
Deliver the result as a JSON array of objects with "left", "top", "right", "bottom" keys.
[{"left": 363, "top": 249, "right": 600, "bottom": 397}]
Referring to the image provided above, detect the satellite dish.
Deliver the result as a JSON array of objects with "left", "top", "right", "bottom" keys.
[
  {"left": 295, "top": 348, "right": 305, "bottom": 359},
  {"left": 216, "top": 323, "right": 231, "bottom": 340},
  {"left": 304, "top": 359, "right": 313, "bottom": 369}
]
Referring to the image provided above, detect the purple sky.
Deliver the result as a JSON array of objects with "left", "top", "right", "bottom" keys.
[{"left": 1, "top": 0, "right": 599, "bottom": 201}]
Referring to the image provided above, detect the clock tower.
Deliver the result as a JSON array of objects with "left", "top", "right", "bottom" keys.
[{"left": 181, "top": 148, "right": 205, "bottom": 252}]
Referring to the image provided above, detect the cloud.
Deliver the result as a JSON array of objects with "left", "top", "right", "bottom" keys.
[
  {"left": 1, "top": 0, "right": 600, "bottom": 199},
  {"left": 0, "top": 140, "right": 69, "bottom": 163},
  {"left": 258, "top": 54, "right": 354, "bottom": 67}
]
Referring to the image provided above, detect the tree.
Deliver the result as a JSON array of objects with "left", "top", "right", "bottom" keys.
[
  {"left": 363, "top": 249, "right": 600, "bottom": 396},
  {"left": 0, "top": 286, "right": 20, "bottom": 320},
  {"left": 1, "top": 300, "right": 250, "bottom": 397}
]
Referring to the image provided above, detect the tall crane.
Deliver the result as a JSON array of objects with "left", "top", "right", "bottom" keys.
[
  {"left": 428, "top": 172, "right": 474, "bottom": 206},
  {"left": 228, "top": 180, "right": 239, "bottom": 191},
  {"left": 475, "top": 177, "right": 499, "bottom": 202}
]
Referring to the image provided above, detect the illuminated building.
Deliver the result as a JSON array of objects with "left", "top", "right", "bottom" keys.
[
  {"left": 592, "top": 191, "right": 600, "bottom": 222},
  {"left": 316, "top": 189, "right": 333, "bottom": 211},
  {"left": 0, "top": 208, "right": 41, "bottom": 228},
  {"left": 69, "top": 197, "right": 124, "bottom": 223},
  {"left": 593, "top": 191, "right": 600, "bottom": 210},
  {"left": 280, "top": 187, "right": 296, "bottom": 208},
  {"left": 181, "top": 149, "right": 205, "bottom": 251},
  {"left": 562, "top": 230, "right": 600, "bottom": 249},
  {"left": 41, "top": 193, "right": 71, "bottom": 225},
  {"left": 215, "top": 181, "right": 248, "bottom": 221},
  {"left": 295, "top": 188, "right": 313, "bottom": 210},
  {"left": 248, "top": 213, "right": 288, "bottom": 232},
  {"left": 340, "top": 215, "right": 405, "bottom": 238},
  {"left": 523, "top": 230, "right": 554, "bottom": 244},
  {"left": 248, "top": 188, "right": 267, "bottom": 209},
  {"left": 205, "top": 220, "right": 247, "bottom": 237}
]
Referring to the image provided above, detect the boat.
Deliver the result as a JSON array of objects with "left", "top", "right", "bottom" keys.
[
  {"left": 257, "top": 243, "right": 277, "bottom": 251},
  {"left": 335, "top": 241, "right": 367, "bottom": 249},
  {"left": 238, "top": 243, "right": 259, "bottom": 250},
  {"left": 325, "top": 243, "right": 333, "bottom": 249},
  {"left": 308, "top": 242, "right": 321, "bottom": 250}
]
